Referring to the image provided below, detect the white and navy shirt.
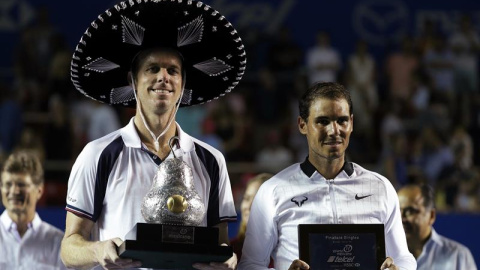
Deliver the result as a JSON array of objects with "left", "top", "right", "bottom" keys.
[
  {"left": 0, "top": 211, "right": 66, "bottom": 270},
  {"left": 417, "top": 228, "right": 477, "bottom": 270},
  {"left": 66, "top": 118, "right": 237, "bottom": 243},
  {"left": 238, "top": 158, "right": 416, "bottom": 270}
]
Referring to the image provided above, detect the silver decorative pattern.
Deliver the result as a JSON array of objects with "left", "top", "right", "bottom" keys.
[
  {"left": 141, "top": 157, "right": 206, "bottom": 226},
  {"left": 193, "top": 58, "right": 232, "bottom": 76},
  {"left": 177, "top": 15, "right": 204, "bottom": 47},
  {"left": 83, "top": 57, "right": 120, "bottom": 73},
  {"left": 121, "top": 15, "right": 145, "bottom": 46},
  {"left": 181, "top": 88, "right": 193, "bottom": 105},
  {"left": 110, "top": 86, "right": 135, "bottom": 104}
]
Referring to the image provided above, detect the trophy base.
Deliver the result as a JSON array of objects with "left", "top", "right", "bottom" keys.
[
  {"left": 119, "top": 223, "right": 233, "bottom": 269},
  {"left": 118, "top": 240, "right": 232, "bottom": 269}
]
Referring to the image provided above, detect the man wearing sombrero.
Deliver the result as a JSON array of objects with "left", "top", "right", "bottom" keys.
[{"left": 60, "top": 1, "right": 246, "bottom": 269}]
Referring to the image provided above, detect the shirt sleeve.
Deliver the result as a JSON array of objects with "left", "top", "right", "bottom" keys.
[
  {"left": 238, "top": 183, "right": 277, "bottom": 270},
  {"left": 457, "top": 245, "right": 477, "bottom": 270},
  {"left": 384, "top": 181, "right": 417, "bottom": 270},
  {"left": 65, "top": 142, "right": 99, "bottom": 220}
]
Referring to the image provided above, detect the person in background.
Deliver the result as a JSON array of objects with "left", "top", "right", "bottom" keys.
[
  {"left": 0, "top": 151, "right": 66, "bottom": 269},
  {"left": 231, "top": 173, "right": 273, "bottom": 261},
  {"left": 398, "top": 183, "right": 477, "bottom": 270}
]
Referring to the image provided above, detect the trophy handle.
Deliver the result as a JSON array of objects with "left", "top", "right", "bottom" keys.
[{"left": 169, "top": 136, "right": 179, "bottom": 158}]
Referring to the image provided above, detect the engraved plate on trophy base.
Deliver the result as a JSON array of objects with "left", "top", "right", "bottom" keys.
[
  {"left": 298, "top": 224, "right": 386, "bottom": 270},
  {"left": 119, "top": 223, "right": 232, "bottom": 269}
]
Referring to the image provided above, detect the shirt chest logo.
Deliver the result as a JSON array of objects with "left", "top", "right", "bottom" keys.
[
  {"left": 355, "top": 194, "right": 373, "bottom": 200},
  {"left": 291, "top": 196, "right": 308, "bottom": 207}
]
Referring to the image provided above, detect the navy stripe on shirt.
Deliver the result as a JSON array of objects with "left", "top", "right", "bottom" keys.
[
  {"left": 92, "top": 136, "right": 124, "bottom": 222},
  {"left": 194, "top": 142, "right": 221, "bottom": 226}
]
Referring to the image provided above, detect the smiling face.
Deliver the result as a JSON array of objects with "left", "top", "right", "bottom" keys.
[
  {"left": 1, "top": 172, "right": 43, "bottom": 218},
  {"left": 299, "top": 98, "right": 353, "bottom": 164},
  {"left": 132, "top": 48, "right": 184, "bottom": 118}
]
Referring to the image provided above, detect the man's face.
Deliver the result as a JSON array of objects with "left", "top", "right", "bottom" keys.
[
  {"left": 398, "top": 187, "right": 435, "bottom": 244},
  {"left": 1, "top": 172, "right": 43, "bottom": 216},
  {"left": 133, "top": 50, "right": 183, "bottom": 117},
  {"left": 298, "top": 98, "right": 353, "bottom": 163}
]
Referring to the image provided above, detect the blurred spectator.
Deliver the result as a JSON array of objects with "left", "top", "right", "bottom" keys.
[
  {"left": 346, "top": 40, "right": 378, "bottom": 150},
  {"left": 449, "top": 14, "right": 480, "bottom": 127},
  {"left": 378, "top": 132, "right": 409, "bottom": 189},
  {"left": 386, "top": 36, "right": 419, "bottom": 102},
  {"left": 306, "top": 30, "right": 342, "bottom": 84},
  {"left": 0, "top": 86, "right": 23, "bottom": 161},
  {"left": 0, "top": 151, "right": 67, "bottom": 269},
  {"left": 255, "top": 130, "right": 294, "bottom": 174},
  {"left": 423, "top": 35, "right": 455, "bottom": 111},
  {"left": 84, "top": 99, "right": 121, "bottom": 143},
  {"left": 14, "top": 128, "right": 46, "bottom": 164},
  {"left": 197, "top": 117, "right": 224, "bottom": 153},
  {"left": 210, "top": 98, "right": 247, "bottom": 161},
  {"left": 231, "top": 173, "right": 273, "bottom": 262},
  {"left": 266, "top": 26, "right": 303, "bottom": 82},
  {"left": 414, "top": 127, "right": 454, "bottom": 186},
  {"left": 398, "top": 183, "right": 477, "bottom": 269}
]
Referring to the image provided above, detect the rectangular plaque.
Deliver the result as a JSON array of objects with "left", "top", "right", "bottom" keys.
[
  {"left": 298, "top": 224, "right": 385, "bottom": 270},
  {"left": 119, "top": 223, "right": 232, "bottom": 269}
]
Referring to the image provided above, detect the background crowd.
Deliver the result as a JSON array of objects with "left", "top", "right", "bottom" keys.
[{"left": 0, "top": 4, "right": 479, "bottom": 216}]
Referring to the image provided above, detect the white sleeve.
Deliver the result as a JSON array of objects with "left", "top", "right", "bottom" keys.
[
  {"left": 238, "top": 183, "right": 277, "bottom": 270},
  {"left": 65, "top": 142, "right": 99, "bottom": 220},
  {"left": 217, "top": 153, "right": 237, "bottom": 221},
  {"left": 384, "top": 182, "right": 417, "bottom": 270}
]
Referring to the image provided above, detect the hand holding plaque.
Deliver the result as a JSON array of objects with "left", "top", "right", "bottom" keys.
[{"left": 118, "top": 137, "right": 232, "bottom": 269}]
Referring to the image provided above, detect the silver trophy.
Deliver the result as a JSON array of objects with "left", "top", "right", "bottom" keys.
[
  {"left": 120, "top": 136, "right": 231, "bottom": 269},
  {"left": 141, "top": 136, "right": 206, "bottom": 226}
]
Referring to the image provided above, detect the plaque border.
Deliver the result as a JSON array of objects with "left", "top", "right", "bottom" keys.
[{"left": 298, "top": 224, "right": 386, "bottom": 269}]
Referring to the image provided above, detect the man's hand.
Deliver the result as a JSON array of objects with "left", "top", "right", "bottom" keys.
[
  {"left": 380, "top": 257, "right": 398, "bottom": 270},
  {"left": 192, "top": 245, "right": 237, "bottom": 270},
  {"left": 94, "top": 238, "right": 142, "bottom": 269},
  {"left": 288, "top": 259, "right": 310, "bottom": 270}
]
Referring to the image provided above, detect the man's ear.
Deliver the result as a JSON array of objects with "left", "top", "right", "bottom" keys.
[
  {"left": 428, "top": 208, "right": 436, "bottom": 226},
  {"left": 36, "top": 183, "right": 44, "bottom": 201},
  {"left": 298, "top": 116, "right": 307, "bottom": 135},
  {"left": 127, "top": 72, "right": 134, "bottom": 86}
]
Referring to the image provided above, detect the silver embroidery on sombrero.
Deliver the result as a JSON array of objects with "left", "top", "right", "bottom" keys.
[
  {"left": 177, "top": 15, "right": 204, "bottom": 47},
  {"left": 193, "top": 58, "right": 232, "bottom": 76},
  {"left": 181, "top": 89, "right": 193, "bottom": 105},
  {"left": 110, "top": 86, "right": 136, "bottom": 104},
  {"left": 121, "top": 15, "right": 145, "bottom": 46},
  {"left": 83, "top": 58, "right": 120, "bottom": 73}
]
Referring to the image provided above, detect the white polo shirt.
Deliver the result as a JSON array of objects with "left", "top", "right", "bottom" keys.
[
  {"left": 238, "top": 158, "right": 416, "bottom": 270},
  {"left": 66, "top": 118, "right": 237, "bottom": 243},
  {"left": 0, "top": 211, "right": 66, "bottom": 270},
  {"left": 417, "top": 228, "right": 477, "bottom": 270}
]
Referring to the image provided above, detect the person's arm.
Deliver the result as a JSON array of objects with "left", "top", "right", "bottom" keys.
[
  {"left": 383, "top": 181, "right": 417, "bottom": 270},
  {"left": 237, "top": 184, "right": 276, "bottom": 270},
  {"left": 60, "top": 212, "right": 141, "bottom": 270}
]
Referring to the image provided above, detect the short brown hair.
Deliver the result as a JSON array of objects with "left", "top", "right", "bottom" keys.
[
  {"left": 299, "top": 82, "right": 353, "bottom": 121},
  {"left": 1, "top": 151, "right": 44, "bottom": 186}
]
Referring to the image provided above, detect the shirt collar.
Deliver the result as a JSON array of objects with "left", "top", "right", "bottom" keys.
[
  {"left": 1, "top": 210, "right": 41, "bottom": 233},
  {"left": 300, "top": 156, "right": 354, "bottom": 178},
  {"left": 427, "top": 228, "right": 443, "bottom": 246},
  {"left": 121, "top": 117, "right": 195, "bottom": 154}
]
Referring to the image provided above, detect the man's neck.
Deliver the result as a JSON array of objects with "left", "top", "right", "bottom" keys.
[
  {"left": 134, "top": 114, "right": 177, "bottom": 159},
  {"left": 8, "top": 211, "right": 34, "bottom": 238},
  {"left": 310, "top": 156, "right": 345, "bottom": 179},
  {"left": 409, "top": 230, "right": 432, "bottom": 259}
]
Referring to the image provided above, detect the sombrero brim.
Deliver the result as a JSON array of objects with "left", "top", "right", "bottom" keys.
[{"left": 71, "top": 0, "right": 246, "bottom": 107}]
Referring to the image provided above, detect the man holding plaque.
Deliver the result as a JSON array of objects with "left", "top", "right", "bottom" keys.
[
  {"left": 60, "top": 1, "right": 246, "bottom": 269},
  {"left": 238, "top": 82, "right": 416, "bottom": 270},
  {"left": 398, "top": 184, "right": 477, "bottom": 270}
]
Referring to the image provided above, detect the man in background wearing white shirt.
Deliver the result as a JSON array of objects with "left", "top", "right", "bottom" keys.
[
  {"left": 0, "top": 151, "right": 66, "bottom": 269},
  {"left": 398, "top": 183, "right": 477, "bottom": 270}
]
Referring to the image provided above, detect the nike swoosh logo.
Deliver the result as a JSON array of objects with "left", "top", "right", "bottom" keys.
[{"left": 355, "top": 194, "right": 373, "bottom": 200}]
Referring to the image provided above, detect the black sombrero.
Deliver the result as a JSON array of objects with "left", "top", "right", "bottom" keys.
[{"left": 71, "top": 0, "right": 246, "bottom": 107}]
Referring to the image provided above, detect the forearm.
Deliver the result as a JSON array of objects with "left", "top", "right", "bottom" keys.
[{"left": 61, "top": 233, "right": 101, "bottom": 270}]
